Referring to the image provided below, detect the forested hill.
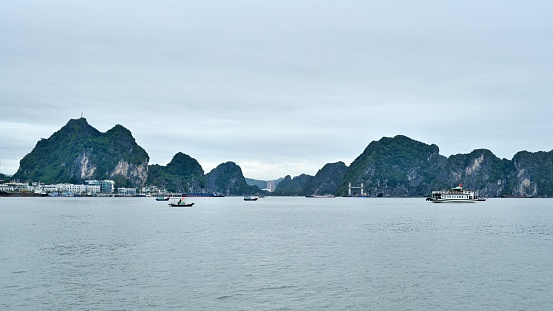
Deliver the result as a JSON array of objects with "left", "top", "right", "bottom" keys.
[
  {"left": 13, "top": 118, "right": 149, "bottom": 187},
  {"left": 205, "top": 162, "right": 262, "bottom": 196},
  {"left": 273, "top": 135, "right": 553, "bottom": 197},
  {"left": 9, "top": 118, "right": 263, "bottom": 194},
  {"left": 10, "top": 119, "right": 553, "bottom": 197},
  {"left": 146, "top": 152, "right": 205, "bottom": 193},
  {"left": 333, "top": 135, "right": 553, "bottom": 198}
]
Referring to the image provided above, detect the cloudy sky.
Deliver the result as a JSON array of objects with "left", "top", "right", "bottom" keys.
[{"left": 1, "top": 0, "right": 552, "bottom": 180}]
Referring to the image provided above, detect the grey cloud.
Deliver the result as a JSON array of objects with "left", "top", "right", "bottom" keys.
[{"left": 1, "top": 0, "right": 553, "bottom": 179}]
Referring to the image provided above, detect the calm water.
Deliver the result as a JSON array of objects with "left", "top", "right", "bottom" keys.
[{"left": 1, "top": 197, "right": 552, "bottom": 310}]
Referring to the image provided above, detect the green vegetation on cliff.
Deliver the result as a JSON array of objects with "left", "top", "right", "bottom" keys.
[
  {"left": 511, "top": 150, "right": 553, "bottom": 197},
  {"left": 0, "top": 173, "right": 10, "bottom": 181},
  {"left": 13, "top": 118, "right": 149, "bottom": 187},
  {"left": 302, "top": 162, "right": 347, "bottom": 196},
  {"left": 335, "top": 136, "right": 553, "bottom": 197},
  {"left": 205, "top": 162, "right": 263, "bottom": 196},
  {"left": 11, "top": 119, "right": 553, "bottom": 198},
  {"left": 444, "top": 149, "right": 512, "bottom": 197},
  {"left": 338, "top": 135, "right": 445, "bottom": 196},
  {"left": 146, "top": 152, "right": 205, "bottom": 193},
  {"left": 273, "top": 174, "right": 313, "bottom": 196}
]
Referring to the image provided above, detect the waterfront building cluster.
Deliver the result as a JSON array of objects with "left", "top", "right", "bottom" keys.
[
  {"left": 0, "top": 180, "right": 116, "bottom": 196},
  {"left": 0, "top": 179, "right": 170, "bottom": 197}
]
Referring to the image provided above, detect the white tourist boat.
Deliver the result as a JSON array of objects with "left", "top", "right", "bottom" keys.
[{"left": 427, "top": 184, "right": 485, "bottom": 203}]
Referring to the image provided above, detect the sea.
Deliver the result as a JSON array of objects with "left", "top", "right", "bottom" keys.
[{"left": 1, "top": 196, "right": 552, "bottom": 310}]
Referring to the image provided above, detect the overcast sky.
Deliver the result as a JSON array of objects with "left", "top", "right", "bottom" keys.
[{"left": 1, "top": 0, "right": 552, "bottom": 180}]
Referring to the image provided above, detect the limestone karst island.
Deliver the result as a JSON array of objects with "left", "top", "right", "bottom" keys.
[{"left": 2, "top": 118, "right": 553, "bottom": 198}]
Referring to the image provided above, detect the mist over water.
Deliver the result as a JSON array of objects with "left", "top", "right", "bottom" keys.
[{"left": 1, "top": 197, "right": 552, "bottom": 310}]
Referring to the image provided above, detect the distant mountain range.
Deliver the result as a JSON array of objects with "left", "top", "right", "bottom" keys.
[
  {"left": 274, "top": 135, "right": 553, "bottom": 198},
  {"left": 11, "top": 118, "right": 553, "bottom": 197}
]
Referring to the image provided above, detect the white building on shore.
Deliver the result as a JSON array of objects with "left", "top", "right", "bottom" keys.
[
  {"left": 1, "top": 180, "right": 116, "bottom": 196},
  {"left": 1, "top": 179, "right": 147, "bottom": 197},
  {"left": 117, "top": 187, "right": 137, "bottom": 196}
]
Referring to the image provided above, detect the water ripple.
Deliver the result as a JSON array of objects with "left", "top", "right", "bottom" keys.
[{"left": 1, "top": 197, "right": 552, "bottom": 310}]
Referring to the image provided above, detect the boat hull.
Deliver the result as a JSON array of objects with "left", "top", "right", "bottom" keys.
[
  {"left": 182, "top": 193, "right": 225, "bottom": 197},
  {"left": 169, "top": 203, "right": 194, "bottom": 207},
  {"left": 306, "top": 195, "right": 335, "bottom": 198},
  {"left": 0, "top": 191, "right": 48, "bottom": 197},
  {"left": 429, "top": 199, "right": 477, "bottom": 203}
]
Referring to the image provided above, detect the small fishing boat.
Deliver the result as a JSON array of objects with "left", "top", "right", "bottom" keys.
[
  {"left": 244, "top": 196, "right": 258, "bottom": 201},
  {"left": 168, "top": 197, "right": 195, "bottom": 207},
  {"left": 155, "top": 196, "right": 170, "bottom": 201}
]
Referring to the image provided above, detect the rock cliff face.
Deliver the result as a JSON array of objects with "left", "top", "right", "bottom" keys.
[
  {"left": 12, "top": 119, "right": 553, "bottom": 197},
  {"left": 302, "top": 162, "right": 347, "bottom": 196},
  {"left": 274, "top": 162, "right": 347, "bottom": 196},
  {"left": 509, "top": 150, "right": 553, "bottom": 197},
  {"left": 273, "top": 174, "right": 313, "bottom": 196},
  {"left": 338, "top": 135, "right": 446, "bottom": 197},
  {"left": 111, "top": 160, "right": 149, "bottom": 187},
  {"left": 440, "top": 149, "right": 512, "bottom": 197},
  {"left": 13, "top": 118, "right": 149, "bottom": 187},
  {"left": 333, "top": 135, "right": 553, "bottom": 197}
]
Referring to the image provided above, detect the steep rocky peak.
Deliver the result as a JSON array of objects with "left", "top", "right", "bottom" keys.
[
  {"left": 169, "top": 152, "right": 192, "bottom": 164},
  {"left": 363, "top": 135, "right": 440, "bottom": 155},
  {"left": 106, "top": 124, "right": 134, "bottom": 140},
  {"left": 166, "top": 152, "right": 204, "bottom": 175},
  {"left": 56, "top": 117, "right": 100, "bottom": 138}
]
